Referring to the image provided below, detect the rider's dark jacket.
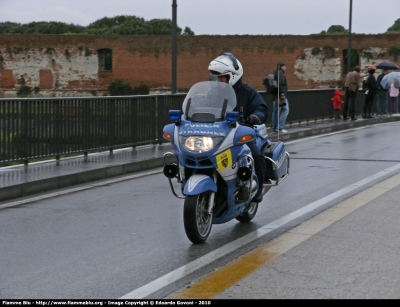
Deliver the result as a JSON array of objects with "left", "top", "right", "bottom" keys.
[{"left": 232, "top": 79, "right": 269, "bottom": 123}]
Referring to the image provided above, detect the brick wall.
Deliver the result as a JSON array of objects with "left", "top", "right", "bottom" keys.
[{"left": 0, "top": 34, "right": 399, "bottom": 97}]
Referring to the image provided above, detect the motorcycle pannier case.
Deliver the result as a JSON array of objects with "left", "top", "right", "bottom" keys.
[{"left": 262, "top": 141, "right": 288, "bottom": 181}]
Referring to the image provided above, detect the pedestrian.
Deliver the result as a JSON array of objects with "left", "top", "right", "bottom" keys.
[
  {"left": 331, "top": 89, "right": 343, "bottom": 119},
  {"left": 343, "top": 65, "right": 361, "bottom": 121},
  {"left": 208, "top": 52, "right": 268, "bottom": 203},
  {"left": 272, "top": 61, "right": 289, "bottom": 133},
  {"left": 389, "top": 83, "right": 399, "bottom": 116},
  {"left": 376, "top": 69, "right": 389, "bottom": 116},
  {"left": 362, "top": 65, "right": 378, "bottom": 118}
]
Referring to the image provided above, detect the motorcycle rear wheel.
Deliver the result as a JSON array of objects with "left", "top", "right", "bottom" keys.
[
  {"left": 183, "top": 193, "right": 213, "bottom": 244},
  {"left": 235, "top": 201, "right": 258, "bottom": 223}
]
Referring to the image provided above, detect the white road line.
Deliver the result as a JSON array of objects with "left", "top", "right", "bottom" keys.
[{"left": 119, "top": 162, "right": 400, "bottom": 299}]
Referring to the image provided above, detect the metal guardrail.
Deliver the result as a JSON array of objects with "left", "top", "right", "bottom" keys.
[
  {"left": 0, "top": 94, "right": 185, "bottom": 164},
  {"left": 0, "top": 89, "right": 352, "bottom": 164}
]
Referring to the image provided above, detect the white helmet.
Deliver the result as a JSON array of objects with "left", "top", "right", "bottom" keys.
[{"left": 208, "top": 52, "right": 243, "bottom": 86}]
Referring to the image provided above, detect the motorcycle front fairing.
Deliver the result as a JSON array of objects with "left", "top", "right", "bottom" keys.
[
  {"left": 172, "top": 118, "right": 258, "bottom": 222},
  {"left": 163, "top": 81, "right": 259, "bottom": 222}
]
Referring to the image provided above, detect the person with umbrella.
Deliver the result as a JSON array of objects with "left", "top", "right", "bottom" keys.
[
  {"left": 389, "top": 82, "right": 399, "bottom": 115},
  {"left": 376, "top": 69, "right": 389, "bottom": 116},
  {"left": 380, "top": 71, "right": 400, "bottom": 115},
  {"left": 377, "top": 61, "right": 400, "bottom": 116},
  {"left": 362, "top": 65, "right": 378, "bottom": 118},
  {"left": 376, "top": 61, "right": 399, "bottom": 71}
]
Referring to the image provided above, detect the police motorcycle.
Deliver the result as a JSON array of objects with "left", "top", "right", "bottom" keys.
[{"left": 162, "top": 81, "right": 290, "bottom": 244}]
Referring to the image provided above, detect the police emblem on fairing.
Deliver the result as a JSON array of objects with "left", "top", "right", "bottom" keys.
[
  {"left": 221, "top": 153, "right": 228, "bottom": 168},
  {"left": 216, "top": 149, "right": 232, "bottom": 171}
]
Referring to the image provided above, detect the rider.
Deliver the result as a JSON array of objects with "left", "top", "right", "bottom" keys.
[{"left": 208, "top": 52, "right": 269, "bottom": 203}]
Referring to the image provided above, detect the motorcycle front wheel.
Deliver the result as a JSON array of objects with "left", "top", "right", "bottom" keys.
[
  {"left": 235, "top": 201, "right": 258, "bottom": 223},
  {"left": 183, "top": 192, "right": 213, "bottom": 244}
]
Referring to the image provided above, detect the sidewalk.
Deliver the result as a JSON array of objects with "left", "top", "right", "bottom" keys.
[
  {"left": 1, "top": 116, "right": 399, "bottom": 203},
  {"left": 211, "top": 172, "right": 400, "bottom": 299}
]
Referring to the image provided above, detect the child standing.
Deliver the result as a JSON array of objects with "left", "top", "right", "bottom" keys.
[{"left": 331, "top": 89, "right": 343, "bottom": 119}]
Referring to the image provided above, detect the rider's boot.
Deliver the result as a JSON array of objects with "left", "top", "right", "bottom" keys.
[{"left": 253, "top": 188, "right": 263, "bottom": 203}]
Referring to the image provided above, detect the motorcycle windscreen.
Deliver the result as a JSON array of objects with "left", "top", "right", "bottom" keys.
[{"left": 182, "top": 81, "right": 237, "bottom": 121}]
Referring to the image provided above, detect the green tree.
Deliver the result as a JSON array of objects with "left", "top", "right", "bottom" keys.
[
  {"left": 86, "top": 15, "right": 147, "bottom": 35},
  {"left": 6, "top": 21, "right": 85, "bottom": 34},
  {"left": 182, "top": 26, "right": 195, "bottom": 36},
  {"left": 0, "top": 15, "right": 194, "bottom": 35},
  {"left": 87, "top": 15, "right": 137, "bottom": 28},
  {"left": 320, "top": 25, "right": 348, "bottom": 34},
  {"left": 146, "top": 18, "right": 182, "bottom": 35},
  {"left": 386, "top": 18, "right": 400, "bottom": 32},
  {"left": 0, "top": 22, "right": 20, "bottom": 34}
]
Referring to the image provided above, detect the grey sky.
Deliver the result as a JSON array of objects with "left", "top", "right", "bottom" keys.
[{"left": 0, "top": 0, "right": 399, "bottom": 35}]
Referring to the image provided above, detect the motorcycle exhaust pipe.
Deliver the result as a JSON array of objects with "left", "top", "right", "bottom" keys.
[
  {"left": 163, "top": 164, "right": 179, "bottom": 178},
  {"left": 237, "top": 166, "right": 252, "bottom": 181}
]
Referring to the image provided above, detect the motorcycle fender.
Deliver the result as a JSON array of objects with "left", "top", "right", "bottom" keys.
[{"left": 184, "top": 175, "right": 217, "bottom": 195}]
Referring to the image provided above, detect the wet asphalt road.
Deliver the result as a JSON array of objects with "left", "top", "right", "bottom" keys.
[{"left": 1, "top": 122, "right": 400, "bottom": 299}]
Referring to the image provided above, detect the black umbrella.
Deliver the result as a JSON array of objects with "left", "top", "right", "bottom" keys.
[{"left": 376, "top": 61, "right": 399, "bottom": 70}]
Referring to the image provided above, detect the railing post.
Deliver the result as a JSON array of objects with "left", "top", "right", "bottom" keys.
[
  {"left": 109, "top": 98, "right": 116, "bottom": 153},
  {"left": 131, "top": 96, "right": 137, "bottom": 148},
  {"left": 54, "top": 99, "right": 61, "bottom": 161},
  {"left": 83, "top": 98, "right": 90, "bottom": 155},
  {"left": 22, "top": 100, "right": 29, "bottom": 165}
]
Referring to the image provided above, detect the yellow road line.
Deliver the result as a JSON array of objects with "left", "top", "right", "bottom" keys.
[{"left": 169, "top": 173, "right": 400, "bottom": 299}]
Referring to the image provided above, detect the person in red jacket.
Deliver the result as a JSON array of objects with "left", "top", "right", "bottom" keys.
[{"left": 331, "top": 89, "right": 344, "bottom": 119}]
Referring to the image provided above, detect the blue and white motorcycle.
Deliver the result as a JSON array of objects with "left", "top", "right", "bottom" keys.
[{"left": 163, "top": 81, "right": 290, "bottom": 244}]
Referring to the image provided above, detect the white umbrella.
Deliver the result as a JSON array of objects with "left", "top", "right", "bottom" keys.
[{"left": 380, "top": 72, "right": 400, "bottom": 89}]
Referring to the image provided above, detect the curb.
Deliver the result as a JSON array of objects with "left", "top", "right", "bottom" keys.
[{"left": 0, "top": 157, "right": 165, "bottom": 202}]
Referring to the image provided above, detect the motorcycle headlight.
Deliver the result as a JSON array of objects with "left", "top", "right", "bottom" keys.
[{"left": 180, "top": 136, "right": 224, "bottom": 153}]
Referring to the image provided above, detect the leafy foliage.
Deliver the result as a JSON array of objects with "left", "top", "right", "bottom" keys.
[
  {"left": 17, "top": 85, "right": 32, "bottom": 97},
  {"left": 0, "top": 22, "right": 21, "bottom": 34},
  {"left": 386, "top": 18, "right": 400, "bottom": 32},
  {"left": 0, "top": 15, "right": 195, "bottom": 35},
  {"left": 388, "top": 46, "right": 400, "bottom": 61},
  {"left": 320, "top": 25, "right": 348, "bottom": 34},
  {"left": 311, "top": 46, "right": 336, "bottom": 58},
  {"left": 107, "top": 79, "right": 149, "bottom": 96},
  {"left": 2, "top": 21, "right": 85, "bottom": 34},
  {"left": 182, "top": 27, "right": 195, "bottom": 36}
]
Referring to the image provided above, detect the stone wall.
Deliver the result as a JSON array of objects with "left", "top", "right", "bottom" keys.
[{"left": 0, "top": 34, "right": 399, "bottom": 97}]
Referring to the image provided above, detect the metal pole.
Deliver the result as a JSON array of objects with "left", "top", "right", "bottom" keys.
[
  {"left": 347, "top": 0, "right": 353, "bottom": 73},
  {"left": 276, "top": 65, "right": 280, "bottom": 138},
  {"left": 172, "top": 0, "right": 177, "bottom": 94}
]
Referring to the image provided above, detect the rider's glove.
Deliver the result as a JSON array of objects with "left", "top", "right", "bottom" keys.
[{"left": 248, "top": 114, "right": 261, "bottom": 125}]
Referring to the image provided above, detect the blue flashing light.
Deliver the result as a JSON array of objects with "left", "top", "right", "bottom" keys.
[
  {"left": 226, "top": 111, "right": 239, "bottom": 121},
  {"left": 169, "top": 110, "right": 182, "bottom": 121}
]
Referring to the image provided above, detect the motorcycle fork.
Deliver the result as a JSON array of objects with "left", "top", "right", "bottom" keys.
[{"left": 207, "top": 171, "right": 217, "bottom": 215}]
